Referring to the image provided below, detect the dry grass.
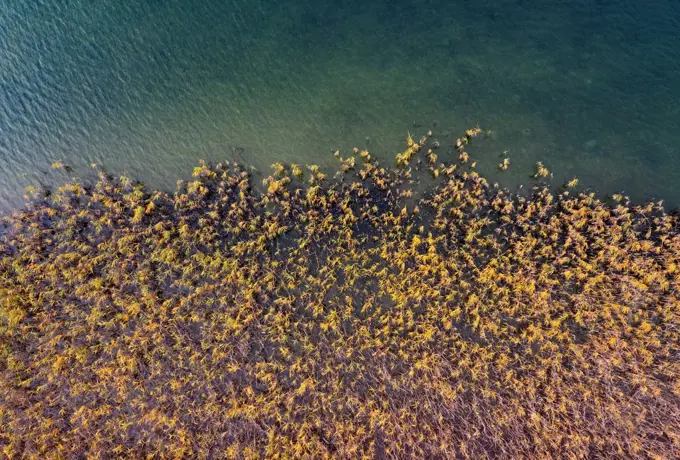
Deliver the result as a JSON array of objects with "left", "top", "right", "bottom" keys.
[{"left": 1, "top": 128, "right": 679, "bottom": 458}]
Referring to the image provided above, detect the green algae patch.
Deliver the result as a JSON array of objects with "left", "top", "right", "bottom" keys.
[{"left": 1, "top": 128, "right": 679, "bottom": 458}]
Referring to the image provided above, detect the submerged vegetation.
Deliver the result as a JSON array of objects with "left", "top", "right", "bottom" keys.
[{"left": 1, "top": 127, "right": 679, "bottom": 458}]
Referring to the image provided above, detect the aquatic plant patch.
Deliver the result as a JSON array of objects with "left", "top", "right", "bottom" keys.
[{"left": 1, "top": 128, "right": 679, "bottom": 458}]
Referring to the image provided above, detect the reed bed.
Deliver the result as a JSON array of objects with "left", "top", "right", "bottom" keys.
[{"left": 1, "top": 128, "right": 679, "bottom": 458}]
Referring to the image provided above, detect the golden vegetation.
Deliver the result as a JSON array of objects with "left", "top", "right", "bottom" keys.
[
  {"left": 567, "top": 177, "right": 580, "bottom": 188},
  {"left": 498, "top": 158, "right": 510, "bottom": 171},
  {"left": 1, "top": 128, "right": 679, "bottom": 458},
  {"left": 534, "top": 161, "right": 550, "bottom": 178}
]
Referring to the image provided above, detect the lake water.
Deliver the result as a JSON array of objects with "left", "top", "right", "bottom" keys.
[{"left": 2, "top": 0, "right": 680, "bottom": 211}]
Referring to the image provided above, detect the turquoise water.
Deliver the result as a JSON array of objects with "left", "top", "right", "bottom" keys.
[{"left": 2, "top": 0, "right": 680, "bottom": 211}]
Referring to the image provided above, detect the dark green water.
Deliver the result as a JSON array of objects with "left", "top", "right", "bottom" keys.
[{"left": 2, "top": 0, "right": 680, "bottom": 211}]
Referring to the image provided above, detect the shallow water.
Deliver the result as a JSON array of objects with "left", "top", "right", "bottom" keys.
[{"left": 1, "top": 0, "right": 680, "bottom": 211}]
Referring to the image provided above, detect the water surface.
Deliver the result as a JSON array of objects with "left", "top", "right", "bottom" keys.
[{"left": 2, "top": 0, "right": 680, "bottom": 211}]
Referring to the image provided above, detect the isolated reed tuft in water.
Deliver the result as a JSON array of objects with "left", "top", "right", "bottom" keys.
[{"left": 1, "top": 127, "right": 679, "bottom": 458}]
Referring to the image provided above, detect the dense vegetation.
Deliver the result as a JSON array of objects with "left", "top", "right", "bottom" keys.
[{"left": 1, "top": 128, "right": 679, "bottom": 458}]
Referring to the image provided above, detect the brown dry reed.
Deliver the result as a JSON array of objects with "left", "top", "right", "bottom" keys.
[{"left": 1, "top": 127, "right": 679, "bottom": 459}]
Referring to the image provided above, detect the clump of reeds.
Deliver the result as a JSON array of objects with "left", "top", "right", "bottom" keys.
[{"left": 0, "top": 126, "right": 679, "bottom": 459}]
